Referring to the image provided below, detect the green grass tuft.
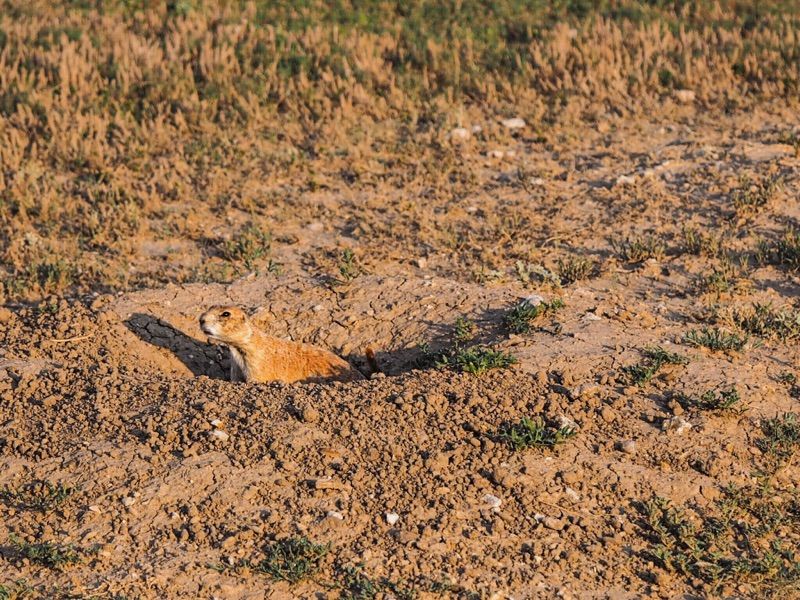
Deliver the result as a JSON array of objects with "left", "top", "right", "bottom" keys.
[
  {"left": 757, "top": 413, "right": 800, "bottom": 469},
  {"left": 679, "top": 386, "right": 743, "bottom": 413},
  {"left": 503, "top": 298, "right": 564, "bottom": 334},
  {"left": 241, "top": 537, "right": 329, "bottom": 584},
  {"left": 557, "top": 256, "right": 595, "bottom": 284},
  {"left": 732, "top": 174, "right": 781, "bottom": 217},
  {"left": 612, "top": 235, "right": 666, "bottom": 263},
  {"left": 9, "top": 534, "right": 80, "bottom": 569},
  {"left": 732, "top": 303, "right": 800, "bottom": 341},
  {"left": 436, "top": 346, "right": 517, "bottom": 375},
  {"left": 0, "top": 480, "right": 76, "bottom": 512},
  {"left": 498, "top": 416, "right": 576, "bottom": 451},
  {"left": 683, "top": 328, "right": 748, "bottom": 352},
  {"left": 219, "top": 225, "right": 271, "bottom": 272},
  {"left": 623, "top": 346, "right": 689, "bottom": 386}
]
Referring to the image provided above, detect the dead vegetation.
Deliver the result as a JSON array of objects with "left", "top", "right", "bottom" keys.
[{"left": 1, "top": 1, "right": 800, "bottom": 300}]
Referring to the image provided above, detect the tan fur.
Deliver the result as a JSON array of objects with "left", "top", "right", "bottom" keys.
[{"left": 199, "top": 305, "right": 365, "bottom": 384}]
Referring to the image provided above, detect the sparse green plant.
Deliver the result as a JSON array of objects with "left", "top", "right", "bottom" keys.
[
  {"left": 423, "top": 316, "right": 517, "bottom": 375},
  {"left": 503, "top": 298, "right": 564, "bottom": 334},
  {"left": 732, "top": 175, "right": 781, "bottom": 217},
  {"left": 0, "top": 480, "right": 76, "bottom": 512},
  {"left": 680, "top": 386, "right": 743, "bottom": 413},
  {"left": 219, "top": 226, "right": 271, "bottom": 272},
  {"left": 498, "top": 416, "right": 576, "bottom": 451},
  {"left": 338, "top": 564, "right": 417, "bottom": 600},
  {"left": 336, "top": 249, "right": 360, "bottom": 283},
  {"left": 8, "top": 534, "right": 80, "bottom": 569},
  {"left": 760, "top": 229, "right": 800, "bottom": 272},
  {"left": 453, "top": 316, "right": 476, "bottom": 343},
  {"left": 642, "top": 492, "right": 800, "bottom": 593},
  {"left": 238, "top": 537, "right": 329, "bottom": 583},
  {"left": 682, "top": 226, "right": 721, "bottom": 256},
  {"left": 623, "top": 346, "right": 689, "bottom": 386},
  {"left": 732, "top": 303, "right": 800, "bottom": 341},
  {"left": 557, "top": 256, "right": 595, "bottom": 284},
  {"left": 777, "top": 372, "right": 800, "bottom": 399},
  {"left": 514, "top": 261, "right": 560, "bottom": 287},
  {"left": 0, "top": 580, "right": 33, "bottom": 600},
  {"left": 683, "top": 328, "right": 748, "bottom": 353},
  {"left": 612, "top": 235, "right": 666, "bottom": 263},
  {"left": 436, "top": 345, "right": 517, "bottom": 375},
  {"left": 757, "top": 413, "right": 800, "bottom": 468}
]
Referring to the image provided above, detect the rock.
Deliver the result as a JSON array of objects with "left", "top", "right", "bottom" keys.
[
  {"left": 327, "top": 511, "right": 344, "bottom": 521},
  {"left": 662, "top": 415, "right": 692, "bottom": 434},
  {"left": 87, "top": 505, "right": 102, "bottom": 514},
  {"left": 618, "top": 439, "right": 636, "bottom": 454},
  {"left": 209, "top": 419, "right": 223, "bottom": 427},
  {"left": 542, "top": 516, "right": 565, "bottom": 531},
  {"left": 449, "top": 127, "right": 470, "bottom": 141},
  {"left": 555, "top": 414, "right": 579, "bottom": 432},
  {"left": 312, "top": 477, "right": 341, "bottom": 490},
  {"left": 600, "top": 406, "right": 616, "bottom": 423},
  {"left": 385, "top": 512, "right": 400, "bottom": 525},
  {"left": 471, "top": 125, "right": 482, "bottom": 133},
  {"left": 121, "top": 496, "right": 136, "bottom": 508},
  {"left": 415, "top": 257, "right": 428, "bottom": 269},
  {"left": 301, "top": 407, "right": 320, "bottom": 423},
  {"left": 483, "top": 494, "right": 502, "bottom": 510},
  {"left": 674, "top": 89, "right": 696, "bottom": 104},
  {"left": 0, "top": 307, "right": 13, "bottom": 322},
  {"left": 615, "top": 174, "right": 635, "bottom": 186},
  {"left": 568, "top": 383, "right": 600, "bottom": 400},
  {"left": 488, "top": 149, "right": 505, "bottom": 158},
  {"left": 522, "top": 294, "right": 544, "bottom": 307},
  {"left": 210, "top": 429, "right": 229, "bottom": 442},
  {"left": 501, "top": 117, "right": 526, "bottom": 129}
]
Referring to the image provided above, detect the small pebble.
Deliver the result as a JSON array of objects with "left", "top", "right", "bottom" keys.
[
  {"left": 483, "top": 494, "right": 502, "bottom": 509},
  {"left": 501, "top": 117, "right": 526, "bottom": 129},
  {"left": 542, "top": 516, "right": 565, "bottom": 531},
  {"left": 619, "top": 439, "right": 637, "bottom": 454},
  {"left": 449, "top": 127, "right": 470, "bottom": 141},
  {"left": 327, "top": 511, "right": 344, "bottom": 521},
  {"left": 210, "top": 429, "right": 229, "bottom": 441},
  {"left": 385, "top": 512, "right": 400, "bottom": 525},
  {"left": 662, "top": 416, "right": 692, "bottom": 435},
  {"left": 121, "top": 496, "right": 136, "bottom": 508}
]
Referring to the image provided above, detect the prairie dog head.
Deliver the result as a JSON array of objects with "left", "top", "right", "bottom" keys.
[{"left": 199, "top": 305, "right": 252, "bottom": 346}]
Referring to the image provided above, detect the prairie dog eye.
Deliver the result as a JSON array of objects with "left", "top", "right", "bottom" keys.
[{"left": 220, "top": 311, "right": 231, "bottom": 318}]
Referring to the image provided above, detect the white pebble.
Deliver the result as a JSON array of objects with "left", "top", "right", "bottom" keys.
[
  {"left": 483, "top": 494, "right": 502, "bottom": 509},
  {"left": 501, "top": 117, "right": 526, "bottom": 129},
  {"left": 121, "top": 496, "right": 136, "bottom": 507},
  {"left": 449, "top": 127, "right": 470, "bottom": 141},
  {"left": 210, "top": 429, "right": 230, "bottom": 441},
  {"left": 616, "top": 174, "right": 635, "bottom": 185},
  {"left": 210, "top": 419, "right": 223, "bottom": 428},
  {"left": 522, "top": 294, "right": 545, "bottom": 308},
  {"left": 674, "top": 89, "right": 696, "bottom": 104},
  {"left": 327, "top": 511, "right": 344, "bottom": 521},
  {"left": 385, "top": 512, "right": 400, "bottom": 525},
  {"left": 662, "top": 416, "right": 692, "bottom": 435}
]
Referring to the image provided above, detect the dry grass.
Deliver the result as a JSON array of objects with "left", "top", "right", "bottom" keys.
[{"left": 1, "top": 1, "right": 799, "bottom": 300}]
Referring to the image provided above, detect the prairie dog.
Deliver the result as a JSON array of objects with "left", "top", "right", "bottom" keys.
[{"left": 199, "top": 305, "right": 365, "bottom": 384}]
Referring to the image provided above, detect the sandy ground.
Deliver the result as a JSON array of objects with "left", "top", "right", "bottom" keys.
[{"left": 1, "top": 109, "right": 799, "bottom": 599}]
